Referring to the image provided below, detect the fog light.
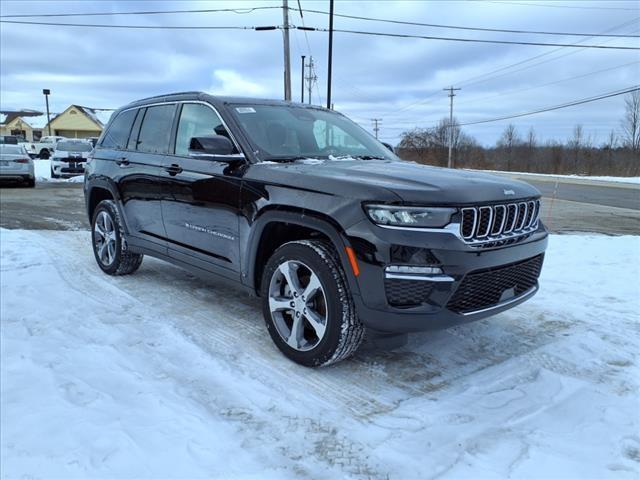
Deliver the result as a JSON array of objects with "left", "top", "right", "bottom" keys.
[{"left": 385, "top": 265, "right": 443, "bottom": 275}]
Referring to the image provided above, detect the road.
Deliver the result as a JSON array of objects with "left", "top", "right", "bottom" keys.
[{"left": 1, "top": 179, "right": 638, "bottom": 235}]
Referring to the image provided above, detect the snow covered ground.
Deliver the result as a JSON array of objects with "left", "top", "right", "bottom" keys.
[
  {"left": 1, "top": 230, "right": 639, "bottom": 479},
  {"left": 466, "top": 169, "right": 640, "bottom": 185}
]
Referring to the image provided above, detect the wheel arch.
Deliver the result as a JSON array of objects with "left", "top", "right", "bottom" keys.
[
  {"left": 245, "top": 207, "right": 361, "bottom": 297},
  {"left": 85, "top": 178, "right": 130, "bottom": 234}
]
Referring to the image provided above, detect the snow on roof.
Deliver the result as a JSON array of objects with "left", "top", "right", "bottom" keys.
[
  {"left": 0, "top": 114, "right": 6, "bottom": 125},
  {"left": 22, "top": 115, "right": 52, "bottom": 129},
  {"left": 75, "top": 105, "right": 113, "bottom": 127}
]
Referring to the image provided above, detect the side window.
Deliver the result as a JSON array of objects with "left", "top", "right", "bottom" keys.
[
  {"left": 127, "top": 108, "right": 145, "bottom": 150},
  {"left": 175, "top": 103, "right": 230, "bottom": 156},
  {"left": 137, "top": 104, "right": 176, "bottom": 154},
  {"left": 100, "top": 109, "right": 137, "bottom": 149}
]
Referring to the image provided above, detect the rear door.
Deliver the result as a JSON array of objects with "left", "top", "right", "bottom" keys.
[{"left": 161, "top": 102, "right": 244, "bottom": 279}]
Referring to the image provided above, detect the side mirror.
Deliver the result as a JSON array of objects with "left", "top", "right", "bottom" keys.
[
  {"left": 188, "top": 135, "right": 245, "bottom": 161},
  {"left": 381, "top": 142, "right": 395, "bottom": 153}
]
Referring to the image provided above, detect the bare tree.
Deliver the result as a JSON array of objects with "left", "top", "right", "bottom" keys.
[
  {"left": 526, "top": 127, "right": 537, "bottom": 150},
  {"left": 621, "top": 90, "right": 640, "bottom": 152},
  {"left": 497, "top": 124, "right": 521, "bottom": 149},
  {"left": 604, "top": 129, "right": 618, "bottom": 150}
]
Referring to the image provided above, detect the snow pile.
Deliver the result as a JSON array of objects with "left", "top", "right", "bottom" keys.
[
  {"left": 466, "top": 169, "right": 640, "bottom": 185},
  {"left": 34, "top": 158, "right": 84, "bottom": 183},
  {"left": 1, "top": 230, "right": 639, "bottom": 479}
]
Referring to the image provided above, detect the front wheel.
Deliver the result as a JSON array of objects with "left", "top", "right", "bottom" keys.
[
  {"left": 50, "top": 166, "right": 59, "bottom": 179},
  {"left": 261, "top": 240, "right": 364, "bottom": 367},
  {"left": 91, "top": 200, "right": 143, "bottom": 275}
]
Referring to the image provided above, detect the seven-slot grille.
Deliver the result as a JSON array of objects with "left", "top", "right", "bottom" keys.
[{"left": 461, "top": 200, "right": 540, "bottom": 244}]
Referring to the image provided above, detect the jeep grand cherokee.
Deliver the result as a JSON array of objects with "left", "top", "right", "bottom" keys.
[{"left": 84, "top": 92, "right": 547, "bottom": 367}]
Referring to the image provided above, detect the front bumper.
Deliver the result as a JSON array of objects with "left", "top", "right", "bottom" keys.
[{"left": 345, "top": 219, "right": 548, "bottom": 333}]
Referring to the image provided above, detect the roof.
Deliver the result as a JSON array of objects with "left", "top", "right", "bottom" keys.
[
  {"left": 115, "top": 91, "right": 327, "bottom": 117},
  {"left": 75, "top": 105, "right": 113, "bottom": 127}
]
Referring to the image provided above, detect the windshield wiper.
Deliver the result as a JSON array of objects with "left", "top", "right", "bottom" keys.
[
  {"left": 332, "top": 155, "right": 386, "bottom": 161},
  {"left": 261, "top": 155, "right": 309, "bottom": 163}
]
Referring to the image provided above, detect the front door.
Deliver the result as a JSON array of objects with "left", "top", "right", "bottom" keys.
[{"left": 161, "top": 102, "right": 244, "bottom": 280}]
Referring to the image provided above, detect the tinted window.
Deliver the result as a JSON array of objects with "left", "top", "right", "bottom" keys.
[
  {"left": 175, "top": 103, "right": 228, "bottom": 156},
  {"left": 127, "top": 109, "right": 144, "bottom": 150},
  {"left": 101, "top": 109, "right": 137, "bottom": 149},
  {"left": 57, "top": 141, "right": 93, "bottom": 152},
  {"left": 137, "top": 104, "right": 176, "bottom": 154}
]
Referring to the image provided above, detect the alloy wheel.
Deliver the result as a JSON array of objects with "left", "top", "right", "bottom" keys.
[
  {"left": 268, "top": 260, "right": 328, "bottom": 351},
  {"left": 94, "top": 211, "right": 117, "bottom": 266}
]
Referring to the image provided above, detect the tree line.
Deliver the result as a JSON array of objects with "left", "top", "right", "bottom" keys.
[{"left": 396, "top": 91, "right": 639, "bottom": 177}]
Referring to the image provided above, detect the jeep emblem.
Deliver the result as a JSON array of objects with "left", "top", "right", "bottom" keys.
[{"left": 503, "top": 189, "right": 515, "bottom": 195}]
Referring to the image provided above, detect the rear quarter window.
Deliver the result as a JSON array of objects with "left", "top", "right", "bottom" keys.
[{"left": 100, "top": 109, "right": 137, "bottom": 150}]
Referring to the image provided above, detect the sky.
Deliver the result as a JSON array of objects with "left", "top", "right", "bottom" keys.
[{"left": 1, "top": 0, "right": 638, "bottom": 146}]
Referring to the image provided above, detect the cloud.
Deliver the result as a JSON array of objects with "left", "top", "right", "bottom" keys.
[{"left": 208, "top": 69, "right": 268, "bottom": 97}]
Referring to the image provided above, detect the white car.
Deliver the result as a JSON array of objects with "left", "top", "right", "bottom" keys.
[
  {"left": 0, "top": 144, "right": 35, "bottom": 187},
  {"left": 50, "top": 139, "right": 93, "bottom": 178},
  {"left": 34, "top": 135, "right": 66, "bottom": 159}
]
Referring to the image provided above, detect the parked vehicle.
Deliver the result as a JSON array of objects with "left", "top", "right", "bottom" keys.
[
  {"left": 84, "top": 92, "right": 548, "bottom": 367},
  {"left": 87, "top": 137, "right": 99, "bottom": 148},
  {"left": 0, "top": 135, "right": 19, "bottom": 144},
  {"left": 33, "top": 135, "right": 66, "bottom": 159},
  {"left": 51, "top": 139, "right": 93, "bottom": 178},
  {"left": 0, "top": 144, "right": 35, "bottom": 187}
]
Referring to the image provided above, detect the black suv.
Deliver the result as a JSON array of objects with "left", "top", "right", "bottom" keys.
[{"left": 84, "top": 92, "right": 548, "bottom": 367}]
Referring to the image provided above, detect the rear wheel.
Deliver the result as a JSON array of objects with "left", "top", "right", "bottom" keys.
[
  {"left": 91, "top": 200, "right": 143, "bottom": 275},
  {"left": 25, "top": 177, "right": 35, "bottom": 188},
  {"left": 39, "top": 149, "right": 50, "bottom": 159},
  {"left": 261, "top": 240, "right": 364, "bottom": 367}
]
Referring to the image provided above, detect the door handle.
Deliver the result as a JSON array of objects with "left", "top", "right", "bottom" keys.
[
  {"left": 115, "top": 157, "right": 130, "bottom": 167},
  {"left": 164, "top": 164, "right": 183, "bottom": 176}
]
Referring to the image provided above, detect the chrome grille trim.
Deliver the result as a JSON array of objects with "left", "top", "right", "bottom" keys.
[{"left": 459, "top": 199, "right": 541, "bottom": 246}]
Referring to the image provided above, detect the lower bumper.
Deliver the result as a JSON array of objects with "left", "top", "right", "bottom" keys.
[
  {"left": 354, "top": 284, "right": 539, "bottom": 333},
  {"left": 346, "top": 220, "right": 548, "bottom": 334}
]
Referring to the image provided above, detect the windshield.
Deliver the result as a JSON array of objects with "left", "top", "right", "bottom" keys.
[
  {"left": 57, "top": 142, "right": 92, "bottom": 152},
  {"left": 229, "top": 104, "right": 396, "bottom": 162},
  {"left": 0, "top": 145, "right": 24, "bottom": 154}
]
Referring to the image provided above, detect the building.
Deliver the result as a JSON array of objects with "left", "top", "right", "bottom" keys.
[
  {"left": 1, "top": 105, "right": 113, "bottom": 141},
  {"left": 0, "top": 110, "right": 47, "bottom": 141},
  {"left": 44, "top": 105, "right": 112, "bottom": 139}
]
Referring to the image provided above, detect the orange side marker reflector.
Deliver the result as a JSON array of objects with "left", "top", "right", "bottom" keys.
[{"left": 345, "top": 246, "right": 360, "bottom": 277}]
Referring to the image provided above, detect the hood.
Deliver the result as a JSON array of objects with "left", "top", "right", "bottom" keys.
[{"left": 248, "top": 159, "right": 540, "bottom": 205}]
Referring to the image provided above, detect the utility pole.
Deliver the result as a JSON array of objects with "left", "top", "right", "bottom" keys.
[
  {"left": 444, "top": 86, "right": 461, "bottom": 168},
  {"left": 282, "top": 0, "right": 292, "bottom": 101},
  {"left": 305, "top": 56, "right": 317, "bottom": 105},
  {"left": 371, "top": 118, "right": 382, "bottom": 139},
  {"left": 326, "top": 0, "right": 334, "bottom": 109},
  {"left": 42, "top": 89, "right": 51, "bottom": 136},
  {"left": 301, "top": 55, "right": 306, "bottom": 103}
]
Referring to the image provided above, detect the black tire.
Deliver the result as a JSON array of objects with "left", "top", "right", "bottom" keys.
[
  {"left": 261, "top": 240, "right": 365, "bottom": 367},
  {"left": 25, "top": 177, "right": 35, "bottom": 188},
  {"left": 39, "top": 149, "right": 50, "bottom": 159},
  {"left": 50, "top": 167, "right": 59, "bottom": 179},
  {"left": 91, "top": 199, "right": 143, "bottom": 275}
]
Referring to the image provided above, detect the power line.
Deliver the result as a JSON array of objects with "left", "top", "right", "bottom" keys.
[
  {"left": 385, "top": 18, "right": 638, "bottom": 115},
  {"left": 459, "top": 86, "right": 639, "bottom": 126},
  {"left": 0, "top": 6, "right": 281, "bottom": 18},
  {"left": 0, "top": 19, "right": 272, "bottom": 30},
  {"left": 299, "top": 27, "right": 640, "bottom": 50},
  {"left": 455, "top": 61, "right": 640, "bottom": 106},
  {"left": 298, "top": 8, "right": 640, "bottom": 38},
  {"left": 479, "top": 1, "right": 640, "bottom": 11}
]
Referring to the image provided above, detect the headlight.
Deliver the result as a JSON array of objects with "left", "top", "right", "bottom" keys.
[{"left": 365, "top": 204, "right": 456, "bottom": 228}]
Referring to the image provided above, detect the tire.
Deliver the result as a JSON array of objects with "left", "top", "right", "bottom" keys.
[
  {"left": 91, "top": 199, "right": 143, "bottom": 275},
  {"left": 39, "top": 149, "right": 50, "bottom": 159},
  {"left": 261, "top": 240, "right": 365, "bottom": 367},
  {"left": 50, "top": 167, "right": 59, "bottom": 179},
  {"left": 25, "top": 177, "right": 35, "bottom": 188}
]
